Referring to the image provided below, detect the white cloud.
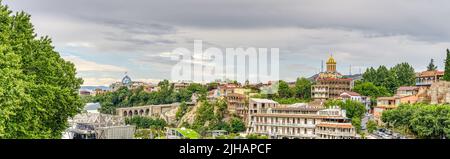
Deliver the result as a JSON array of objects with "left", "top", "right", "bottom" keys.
[
  {"left": 63, "top": 55, "right": 128, "bottom": 72},
  {"left": 66, "top": 42, "right": 95, "bottom": 48}
]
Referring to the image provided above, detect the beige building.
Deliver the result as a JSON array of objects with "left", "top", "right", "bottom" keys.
[
  {"left": 311, "top": 56, "right": 353, "bottom": 101},
  {"left": 247, "top": 98, "right": 279, "bottom": 127},
  {"left": 248, "top": 103, "right": 357, "bottom": 139},
  {"left": 415, "top": 70, "right": 444, "bottom": 87},
  {"left": 374, "top": 87, "right": 420, "bottom": 124},
  {"left": 226, "top": 93, "right": 248, "bottom": 120}
]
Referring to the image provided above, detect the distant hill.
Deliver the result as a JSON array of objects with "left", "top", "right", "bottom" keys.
[{"left": 80, "top": 86, "right": 110, "bottom": 91}]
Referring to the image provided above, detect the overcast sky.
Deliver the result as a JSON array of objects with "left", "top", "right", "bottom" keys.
[{"left": 4, "top": 0, "right": 450, "bottom": 85}]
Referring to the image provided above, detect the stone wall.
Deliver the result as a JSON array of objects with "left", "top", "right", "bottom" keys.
[{"left": 429, "top": 81, "right": 450, "bottom": 104}]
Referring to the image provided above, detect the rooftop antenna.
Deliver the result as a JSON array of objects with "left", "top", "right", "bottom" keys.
[
  {"left": 349, "top": 64, "right": 352, "bottom": 75},
  {"left": 321, "top": 60, "right": 324, "bottom": 72}
]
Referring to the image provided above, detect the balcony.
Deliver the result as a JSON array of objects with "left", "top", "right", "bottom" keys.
[
  {"left": 315, "top": 130, "right": 355, "bottom": 137},
  {"left": 254, "top": 122, "right": 316, "bottom": 128}
]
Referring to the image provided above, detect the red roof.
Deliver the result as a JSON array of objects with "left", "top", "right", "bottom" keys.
[
  {"left": 416, "top": 70, "right": 444, "bottom": 77},
  {"left": 340, "top": 91, "right": 361, "bottom": 96}
]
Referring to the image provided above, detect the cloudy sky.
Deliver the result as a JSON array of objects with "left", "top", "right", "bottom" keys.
[{"left": 4, "top": 0, "right": 450, "bottom": 85}]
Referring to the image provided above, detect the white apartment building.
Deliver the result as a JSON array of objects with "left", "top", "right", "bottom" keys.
[
  {"left": 248, "top": 103, "right": 357, "bottom": 139},
  {"left": 247, "top": 98, "right": 279, "bottom": 128}
]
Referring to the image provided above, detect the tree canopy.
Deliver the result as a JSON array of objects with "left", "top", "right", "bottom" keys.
[
  {"left": 444, "top": 49, "right": 450, "bottom": 81},
  {"left": 427, "top": 59, "right": 438, "bottom": 71},
  {"left": 382, "top": 103, "right": 450, "bottom": 139},
  {"left": 95, "top": 82, "right": 207, "bottom": 114},
  {"left": 0, "top": 3, "right": 83, "bottom": 138},
  {"left": 362, "top": 63, "right": 415, "bottom": 93}
]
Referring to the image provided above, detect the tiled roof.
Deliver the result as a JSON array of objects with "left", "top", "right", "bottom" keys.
[
  {"left": 250, "top": 98, "right": 278, "bottom": 104},
  {"left": 340, "top": 91, "right": 361, "bottom": 96},
  {"left": 316, "top": 123, "right": 354, "bottom": 129},
  {"left": 416, "top": 70, "right": 444, "bottom": 77}
]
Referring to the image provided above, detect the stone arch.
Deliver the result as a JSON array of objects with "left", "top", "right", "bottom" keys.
[
  {"left": 145, "top": 109, "right": 150, "bottom": 116},
  {"left": 128, "top": 110, "right": 133, "bottom": 117},
  {"left": 134, "top": 110, "right": 138, "bottom": 115},
  {"left": 139, "top": 109, "right": 144, "bottom": 115},
  {"left": 123, "top": 111, "right": 128, "bottom": 117}
]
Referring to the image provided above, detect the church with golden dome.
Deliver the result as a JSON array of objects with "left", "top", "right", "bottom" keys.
[
  {"left": 312, "top": 55, "right": 352, "bottom": 101},
  {"left": 317, "top": 55, "right": 343, "bottom": 79}
]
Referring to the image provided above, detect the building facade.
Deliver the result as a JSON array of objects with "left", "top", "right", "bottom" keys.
[
  {"left": 248, "top": 104, "right": 357, "bottom": 139},
  {"left": 415, "top": 70, "right": 444, "bottom": 87},
  {"left": 311, "top": 56, "right": 353, "bottom": 101},
  {"left": 247, "top": 98, "right": 279, "bottom": 127},
  {"left": 226, "top": 93, "right": 248, "bottom": 120}
]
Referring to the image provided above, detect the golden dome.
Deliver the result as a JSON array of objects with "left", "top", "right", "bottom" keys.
[{"left": 326, "top": 55, "right": 336, "bottom": 64}]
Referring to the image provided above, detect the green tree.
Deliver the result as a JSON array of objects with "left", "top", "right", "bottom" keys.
[
  {"left": 391, "top": 62, "right": 415, "bottom": 86},
  {"left": 229, "top": 118, "right": 246, "bottom": 133},
  {"left": 176, "top": 102, "right": 188, "bottom": 120},
  {"left": 277, "top": 80, "right": 292, "bottom": 98},
  {"left": 366, "top": 120, "right": 377, "bottom": 133},
  {"left": 293, "top": 77, "right": 312, "bottom": 99},
  {"left": 352, "top": 117, "right": 362, "bottom": 134},
  {"left": 362, "top": 64, "right": 414, "bottom": 94},
  {"left": 327, "top": 100, "right": 365, "bottom": 119},
  {"left": 362, "top": 67, "right": 377, "bottom": 84},
  {"left": 444, "top": 49, "right": 450, "bottom": 81},
  {"left": 125, "top": 116, "right": 167, "bottom": 130},
  {"left": 427, "top": 59, "right": 438, "bottom": 71},
  {"left": 0, "top": 3, "right": 83, "bottom": 138},
  {"left": 353, "top": 82, "right": 391, "bottom": 98},
  {"left": 382, "top": 103, "right": 450, "bottom": 139}
]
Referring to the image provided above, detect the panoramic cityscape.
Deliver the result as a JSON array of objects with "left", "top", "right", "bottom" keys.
[{"left": 2, "top": 0, "right": 450, "bottom": 140}]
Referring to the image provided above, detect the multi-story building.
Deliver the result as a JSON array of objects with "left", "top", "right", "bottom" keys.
[
  {"left": 174, "top": 81, "right": 192, "bottom": 91},
  {"left": 415, "top": 70, "right": 444, "bottom": 87},
  {"left": 247, "top": 98, "right": 279, "bottom": 127},
  {"left": 374, "top": 87, "right": 420, "bottom": 124},
  {"left": 226, "top": 93, "right": 248, "bottom": 119},
  {"left": 248, "top": 103, "right": 357, "bottom": 139},
  {"left": 311, "top": 56, "right": 352, "bottom": 101}
]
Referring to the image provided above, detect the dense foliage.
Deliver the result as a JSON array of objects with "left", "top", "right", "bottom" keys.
[
  {"left": 325, "top": 100, "right": 366, "bottom": 119},
  {"left": 176, "top": 102, "right": 188, "bottom": 120},
  {"left": 352, "top": 81, "right": 391, "bottom": 108},
  {"left": 293, "top": 77, "right": 312, "bottom": 99},
  {"left": 277, "top": 78, "right": 312, "bottom": 100},
  {"left": 444, "top": 49, "right": 450, "bottom": 81},
  {"left": 325, "top": 99, "right": 366, "bottom": 133},
  {"left": 189, "top": 99, "right": 246, "bottom": 134},
  {"left": 125, "top": 116, "right": 167, "bottom": 130},
  {"left": 366, "top": 120, "right": 377, "bottom": 133},
  {"left": 0, "top": 3, "right": 83, "bottom": 138},
  {"left": 252, "top": 78, "right": 312, "bottom": 103},
  {"left": 246, "top": 134, "right": 269, "bottom": 139},
  {"left": 95, "top": 82, "right": 207, "bottom": 114},
  {"left": 381, "top": 103, "right": 450, "bottom": 139},
  {"left": 362, "top": 63, "right": 415, "bottom": 93},
  {"left": 427, "top": 59, "right": 437, "bottom": 71}
]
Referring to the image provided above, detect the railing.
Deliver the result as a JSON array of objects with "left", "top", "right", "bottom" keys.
[
  {"left": 315, "top": 130, "right": 355, "bottom": 136},
  {"left": 254, "top": 122, "right": 316, "bottom": 128}
]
